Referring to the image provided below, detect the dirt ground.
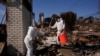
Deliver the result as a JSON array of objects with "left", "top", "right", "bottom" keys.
[
  {"left": 59, "top": 48, "right": 73, "bottom": 56},
  {"left": 59, "top": 48, "right": 100, "bottom": 56}
]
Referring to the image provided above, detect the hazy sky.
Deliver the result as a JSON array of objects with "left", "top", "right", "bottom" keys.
[
  {"left": 0, "top": 0, "right": 99, "bottom": 23},
  {"left": 33, "top": 0, "right": 99, "bottom": 21},
  {"left": 0, "top": 4, "right": 6, "bottom": 23}
]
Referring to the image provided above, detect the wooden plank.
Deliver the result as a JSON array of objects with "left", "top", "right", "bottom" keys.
[{"left": 0, "top": 42, "right": 5, "bottom": 54}]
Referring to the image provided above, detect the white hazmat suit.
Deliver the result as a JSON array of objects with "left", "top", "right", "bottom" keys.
[
  {"left": 51, "top": 18, "right": 65, "bottom": 45},
  {"left": 24, "top": 26, "right": 44, "bottom": 56}
]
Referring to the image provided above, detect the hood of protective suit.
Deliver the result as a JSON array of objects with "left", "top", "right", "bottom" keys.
[
  {"left": 51, "top": 18, "right": 65, "bottom": 31},
  {"left": 27, "top": 26, "right": 35, "bottom": 36},
  {"left": 29, "top": 26, "right": 34, "bottom": 29}
]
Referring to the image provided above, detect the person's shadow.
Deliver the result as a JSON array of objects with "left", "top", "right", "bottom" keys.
[{"left": 7, "top": 44, "right": 22, "bottom": 56}]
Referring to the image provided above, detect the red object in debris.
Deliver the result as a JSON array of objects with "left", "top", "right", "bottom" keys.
[{"left": 59, "top": 33, "right": 68, "bottom": 45}]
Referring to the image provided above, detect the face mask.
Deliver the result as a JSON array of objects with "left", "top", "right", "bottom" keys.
[{"left": 57, "top": 19, "right": 60, "bottom": 22}]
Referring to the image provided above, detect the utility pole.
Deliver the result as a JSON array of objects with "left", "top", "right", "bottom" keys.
[{"left": 39, "top": 12, "right": 44, "bottom": 28}]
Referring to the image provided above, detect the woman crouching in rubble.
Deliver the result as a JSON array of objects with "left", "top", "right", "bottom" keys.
[{"left": 24, "top": 24, "right": 45, "bottom": 56}]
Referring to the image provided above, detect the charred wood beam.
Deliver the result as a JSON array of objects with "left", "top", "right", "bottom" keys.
[
  {"left": 22, "top": 0, "right": 32, "bottom": 12},
  {"left": 0, "top": 0, "right": 6, "bottom": 5}
]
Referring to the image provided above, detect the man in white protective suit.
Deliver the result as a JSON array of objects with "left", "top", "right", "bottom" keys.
[
  {"left": 50, "top": 17, "right": 65, "bottom": 45},
  {"left": 24, "top": 25, "right": 45, "bottom": 56}
]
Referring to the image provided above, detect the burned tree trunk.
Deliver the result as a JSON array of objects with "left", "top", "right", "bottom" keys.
[{"left": 60, "top": 11, "right": 77, "bottom": 42}]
